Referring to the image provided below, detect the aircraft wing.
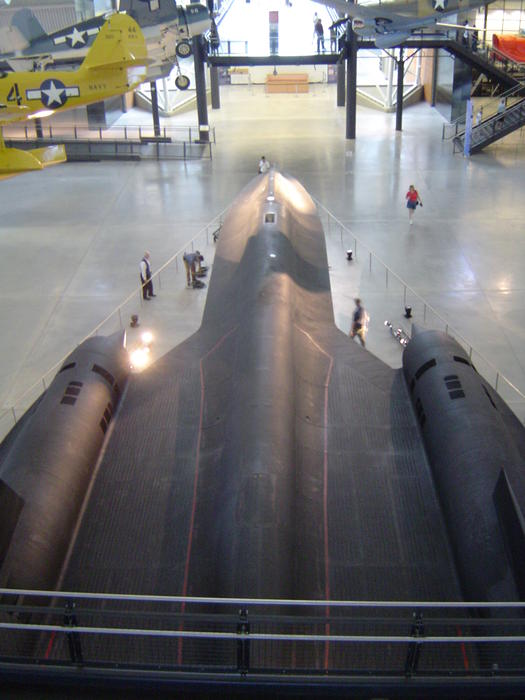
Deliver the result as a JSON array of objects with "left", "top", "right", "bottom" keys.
[
  {"left": 314, "top": 0, "right": 496, "bottom": 46},
  {"left": 314, "top": 0, "right": 415, "bottom": 24},
  {"left": 56, "top": 172, "right": 463, "bottom": 608},
  {"left": 3, "top": 170, "right": 525, "bottom": 676}
]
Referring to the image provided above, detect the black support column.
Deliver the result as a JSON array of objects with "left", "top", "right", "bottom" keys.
[
  {"left": 34, "top": 118, "right": 43, "bottom": 139},
  {"left": 337, "top": 62, "right": 345, "bottom": 107},
  {"left": 395, "top": 48, "right": 404, "bottom": 132},
  {"left": 210, "top": 65, "right": 220, "bottom": 109},
  {"left": 345, "top": 25, "right": 357, "bottom": 140},
  {"left": 193, "top": 35, "right": 210, "bottom": 142},
  {"left": 431, "top": 48, "right": 438, "bottom": 107},
  {"left": 150, "top": 81, "right": 161, "bottom": 137}
]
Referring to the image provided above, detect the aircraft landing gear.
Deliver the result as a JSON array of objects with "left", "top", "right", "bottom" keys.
[
  {"left": 175, "top": 40, "right": 192, "bottom": 58},
  {"left": 175, "top": 74, "right": 190, "bottom": 90}
]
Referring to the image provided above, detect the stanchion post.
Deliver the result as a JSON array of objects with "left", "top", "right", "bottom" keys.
[
  {"left": 64, "top": 601, "right": 83, "bottom": 664},
  {"left": 404, "top": 610, "right": 423, "bottom": 677},
  {"left": 236, "top": 608, "right": 250, "bottom": 675}
]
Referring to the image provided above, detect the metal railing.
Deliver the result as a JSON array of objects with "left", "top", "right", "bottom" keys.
[
  {"left": 2, "top": 198, "right": 525, "bottom": 436},
  {"left": 210, "top": 39, "right": 249, "bottom": 55},
  {"left": 2, "top": 123, "right": 216, "bottom": 161},
  {"left": 442, "top": 83, "right": 525, "bottom": 140},
  {"left": 2, "top": 123, "right": 216, "bottom": 144},
  {"left": 315, "top": 200, "right": 525, "bottom": 421},
  {"left": 452, "top": 96, "right": 525, "bottom": 152},
  {"left": 488, "top": 44, "right": 525, "bottom": 77},
  {"left": 1, "top": 589, "right": 525, "bottom": 682}
]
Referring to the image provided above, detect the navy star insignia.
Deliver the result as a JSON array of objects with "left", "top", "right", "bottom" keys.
[
  {"left": 53, "top": 26, "right": 99, "bottom": 49},
  {"left": 26, "top": 79, "right": 80, "bottom": 108}
]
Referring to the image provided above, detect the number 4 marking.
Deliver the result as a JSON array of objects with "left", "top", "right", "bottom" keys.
[{"left": 7, "top": 83, "right": 22, "bottom": 105}]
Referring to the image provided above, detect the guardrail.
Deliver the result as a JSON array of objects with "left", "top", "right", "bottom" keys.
[
  {"left": 315, "top": 200, "right": 525, "bottom": 421},
  {"left": 442, "top": 84, "right": 525, "bottom": 141},
  {"left": 1, "top": 589, "right": 525, "bottom": 684},
  {"left": 2, "top": 123, "right": 216, "bottom": 161},
  {"left": 0, "top": 209, "right": 226, "bottom": 440},
  {"left": 2, "top": 123, "right": 216, "bottom": 144},
  {"left": 2, "top": 198, "right": 524, "bottom": 438}
]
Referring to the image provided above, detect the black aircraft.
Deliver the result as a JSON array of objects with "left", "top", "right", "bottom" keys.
[{"left": 1, "top": 170, "right": 525, "bottom": 678}]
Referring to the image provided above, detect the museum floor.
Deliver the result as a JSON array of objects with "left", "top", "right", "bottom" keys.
[{"left": 1, "top": 83, "right": 525, "bottom": 429}]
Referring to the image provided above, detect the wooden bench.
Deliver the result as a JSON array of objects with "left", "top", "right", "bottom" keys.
[{"left": 266, "top": 73, "right": 309, "bottom": 94}]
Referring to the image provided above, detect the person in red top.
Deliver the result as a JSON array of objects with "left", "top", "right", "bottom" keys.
[{"left": 405, "top": 184, "right": 422, "bottom": 224}]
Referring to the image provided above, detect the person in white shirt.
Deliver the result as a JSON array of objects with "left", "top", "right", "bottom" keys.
[
  {"left": 139, "top": 251, "right": 156, "bottom": 300},
  {"left": 258, "top": 156, "right": 270, "bottom": 174}
]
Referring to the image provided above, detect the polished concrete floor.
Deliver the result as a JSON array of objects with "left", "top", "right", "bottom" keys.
[{"left": 1, "top": 83, "right": 525, "bottom": 434}]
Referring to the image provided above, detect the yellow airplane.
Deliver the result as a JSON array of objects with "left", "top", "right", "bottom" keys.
[{"left": 0, "top": 12, "right": 149, "bottom": 176}]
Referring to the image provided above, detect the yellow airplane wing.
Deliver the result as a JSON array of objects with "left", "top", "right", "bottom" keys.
[
  {"left": 0, "top": 141, "right": 66, "bottom": 178},
  {"left": 0, "top": 13, "right": 149, "bottom": 123},
  {"left": 0, "top": 14, "right": 149, "bottom": 177}
]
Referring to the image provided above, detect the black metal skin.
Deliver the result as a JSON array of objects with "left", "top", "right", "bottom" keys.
[
  {"left": 402, "top": 330, "right": 522, "bottom": 603},
  {"left": 0, "top": 331, "right": 129, "bottom": 591},
  {"left": 187, "top": 171, "right": 334, "bottom": 600}
]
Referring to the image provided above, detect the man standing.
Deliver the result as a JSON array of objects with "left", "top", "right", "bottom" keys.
[
  {"left": 314, "top": 18, "right": 325, "bottom": 53},
  {"left": 350, "top": 298, "right": 367, "bottom": 348},
  {"left": 140, "top": 251, "right": 156, "bottom": 300}
]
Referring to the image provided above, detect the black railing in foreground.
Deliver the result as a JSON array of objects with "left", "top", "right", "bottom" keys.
[{"left": 1, "top": 590, "right": 525, "bottom": 680}]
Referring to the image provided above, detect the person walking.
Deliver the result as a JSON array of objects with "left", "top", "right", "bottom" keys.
[
  {"left": 258, "top": 156, "right": 270, "bottom": 174},
  {"left": 405, "top": 184, "right": 422, "bottom": 225},
  {"left": 350, "top": 298, "right": 367, "bottom": 348},
  {"left": 330, "top": 24, "right": 337, "bottom": 53},
  {"left": 314, "top": 18, "right": 325, "bottom": 53},
  {"left": 139, "top": 251, "right": 156, "bottom": 300},
  {"left": 475, "top": 107, "right": 483, "bottom": 126},
  {"left": 209, "top": 18, "right": 220, "bottom": 55}
]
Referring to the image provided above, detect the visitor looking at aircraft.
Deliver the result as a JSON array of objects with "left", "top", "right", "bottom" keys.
[{"left": 140, "top": 252, "right": 156, "bottom": 300}]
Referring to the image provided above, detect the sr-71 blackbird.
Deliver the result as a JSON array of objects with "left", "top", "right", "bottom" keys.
[{"left": 1, "top": 170, "right": 525, "bottom": 647}]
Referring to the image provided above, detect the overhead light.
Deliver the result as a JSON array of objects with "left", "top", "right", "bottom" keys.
[
  {"left": 130, "top": 314, "right": 139, "bottom": 328},
  {"left": 130, "top": 346, "right": 151, "bottom": 370},
  {"left": 141, "top": 331, "right": 153, "bottom": 345},
  {"left": 346, "top": 249, "right": 353, "bottom": 261},
  {"left": 267, "top": 195, "right": 275, "bottom": 202},
  {"left": 269, "top": 253, "right": 277, "bottom": 258},
  {"left": 404, "top": 306, "right": 412, "bottom": 319}
]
